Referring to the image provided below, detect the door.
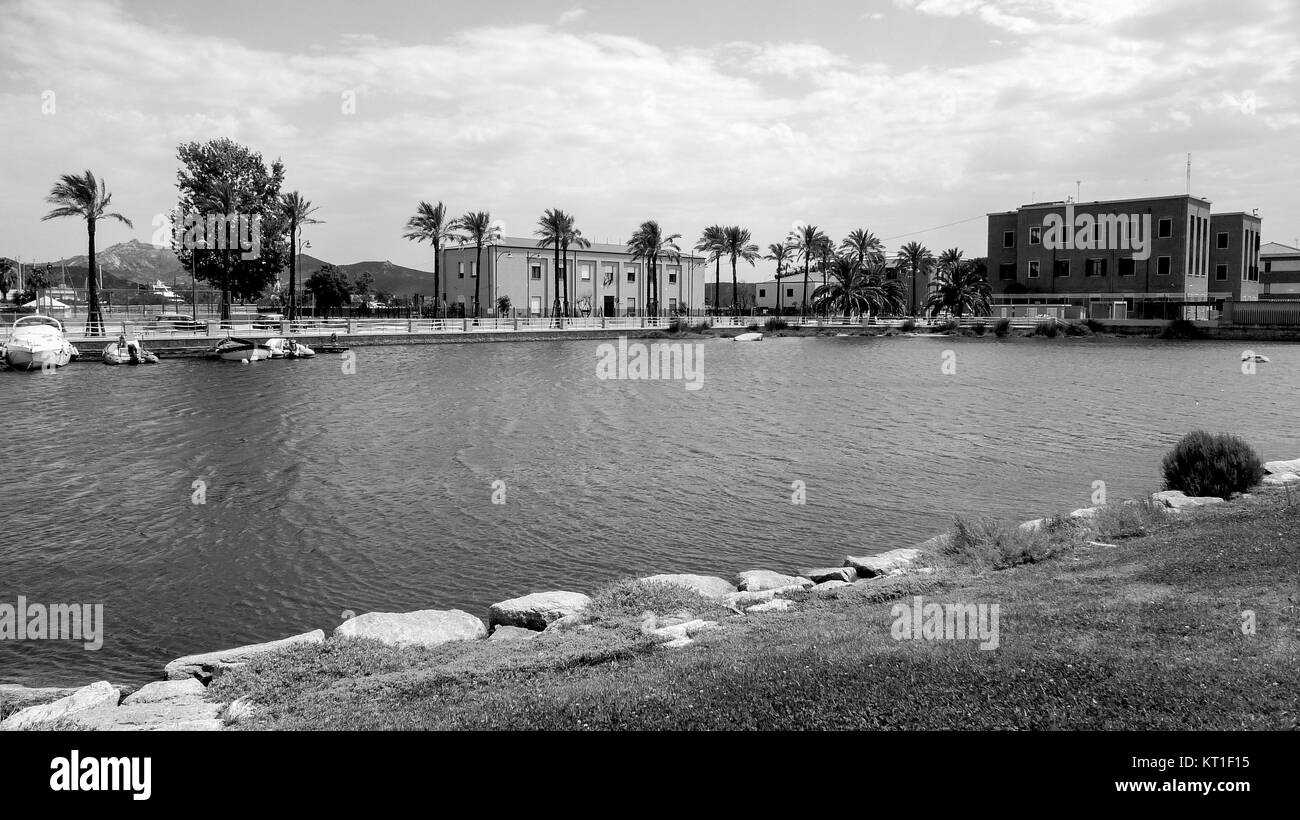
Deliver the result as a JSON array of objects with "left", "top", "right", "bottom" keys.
[
  {"left": 603, "top": 295, "right": 616, "bottom": 317},
  {"left": 529, "top": 296, "right": 541, "bottom": 316}
]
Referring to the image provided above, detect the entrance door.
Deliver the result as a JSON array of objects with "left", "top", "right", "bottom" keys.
[
  {"left": 529, "top": 296, "right": 541, "bottom": 316},
  {"left": 603, "top": 295, "right": 616, "bottom": 316}
]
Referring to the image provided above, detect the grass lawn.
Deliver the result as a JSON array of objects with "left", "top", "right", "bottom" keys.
[{"left": 208, "top": 490, "right": 1299, "bottom": 730}]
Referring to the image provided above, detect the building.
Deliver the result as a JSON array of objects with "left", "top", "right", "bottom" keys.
[
  {"left": 752, "top": 258, "right": 905, "bottom": 313},
  {"left": 987, "top": 194, "right": 1260, "bottom": 320},
  {"left": 440, "top": 238, "right": 708, "bottom": 317},
  {"left": 705, "top": 281, "right": 757, "bottom": 312},
  {"left": 1260, "top": 242, "right": 1300, "bottom": 298}
]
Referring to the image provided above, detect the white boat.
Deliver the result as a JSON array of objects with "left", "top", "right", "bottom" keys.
[
  {"left": 207, "top": 336, "right": 272, "bottom": 362},
  {"left": 102, "top": 337, "right": 159, "bottom": 365},
  {"left": 1242, "top": 352, "right": 1270, "bottom": 363},
  {"left": 733, "top": 332, "right": 763, "bottom": 342},
  {"left": 265, "top": 337, "right": 316, "bottom": 359},
  {"left": 3, "top": 315, "right": 77, "bottom": 370}
]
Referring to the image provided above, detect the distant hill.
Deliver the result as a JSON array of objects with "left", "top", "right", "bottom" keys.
[{"left": 34, "top": 240, "right": 435, "bottom": 296}]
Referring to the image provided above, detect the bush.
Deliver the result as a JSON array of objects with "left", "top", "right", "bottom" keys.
[
  {"left": 1033, "top": 319, "right": 1059, "bottom": 338},
  {"left": 746, "top": 322, "right": 760, "bottom": 332},
  {"left": 1161, "top": 318, "right": 1204, "bottom": 340},
  {"left": 1085, "top": 318, "right": 1106, "bottom": 333},
  {"left": 691, "top": 320, "right": 712, "bottom": 333},
  {"left": 764, "top": 317, "right": 788, "bottom": 332},
  {"left": 1061, "top": 320, "right": 1092, "bottom": 337},
  {"left": 993, "top": 318, "right": 1011, "bottom": 337},
  {"left": 586, "top": 579, "right": 718, "bottom": 622},
  {"left": 972, "top": 322, "right": 987, "bottom": 336},
  {"left": 1161, "top": 431, "right": 1264, "bottom": 499},
  {"left": 936, "top": 319, "right": 958, "bottom": 333},
  {"left": 900, "top": 319, "right": 916, "bottom": 333}
]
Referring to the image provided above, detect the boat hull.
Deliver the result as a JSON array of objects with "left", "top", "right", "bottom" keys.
[{"left": 5, "top": 344, "right": 74, "bottom": 369}]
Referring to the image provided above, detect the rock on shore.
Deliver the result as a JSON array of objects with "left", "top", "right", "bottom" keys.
[
  {"left": 640, "top": 574, "right": 736, "bottom": 599},
  {"left": 334, "top": 610, "right": 486, "bottom": 647},
  {"left": 734, "top": 570, "right": 811, "bottom": 592},
  {"left": 844, "top": 548, "right": 923, "bottom": 578},
  {"left": 165, "top": 629, "right": 326, "bottom": 682},
  {"left": 1151, "top": 490, "right": 1226, "bottom": 510},
  {"left": 0, "top": 684, "right": 81, "bottom": 713},
  {"left": 488, "top": 591, "right": 590, "bottom": 631},
  {"left": 800, "top": 566, "right": 857, "bottom": 584},
  {"left": 0, "top": 681, "right": 120, "bottom": 730}
]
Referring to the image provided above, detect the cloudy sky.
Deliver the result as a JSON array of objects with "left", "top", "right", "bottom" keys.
[{"left": 1, "top": 0, "right": 1296, "bottom": 279}]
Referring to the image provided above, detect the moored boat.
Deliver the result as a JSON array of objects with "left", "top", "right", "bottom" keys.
[
  {"left": 102, "top": 337, "right": 160, "bottom": 365},
  {"left": 3, "top": 315, "right": 77, "bottom": 370},
  {"left": 733, "top": 331, "right": 763, "bottom": 342},
  {"left": 265, "top": 337, "right": 316, "bottom": 359},
  {"left": 206, "top": 336, "right": 272, "bottom": 362}
]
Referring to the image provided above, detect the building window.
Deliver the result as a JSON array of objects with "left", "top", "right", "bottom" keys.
[
  {"left": 580, "top": 263, "right": 591, "bottom": 281},
  {"left": 1118, "top": 258, "right": 1136, "bottom": 277},
  {"left": 998, "top": 263, "right": 1016, "bottom": 281},
  {"left": 667, "top": 267, "right": 679, "bottom": 284},
  {"left": 1085, "top": 258, "right": 1105, "bottom": 277},
  {"left": 470, "top": 262, "right": 477, "bottom": 278},
  {"left": 1265, "top": 260, "right": 1272, "bottom": 274},
  {"left": 1156, "top": 256, "right": 1171, "bottom": 276},
  {"left": 626, "top": 267, "right": 636, "bottom": 282},
  {"left": 1029, "top": 226, "right": 1041, "bottom": 245},
  {"left": 458, "top": 262, "right": 465, "bottom": 279},
  {"left": 669, "top": 297, "right": 678, "bottom": 312},
  {"left": 758, "top": 288, "right": 766, "bottom": 298},
  {"left": 1027, "top": 260, "right": 1040, "bottom": 279},
  {"left": 1215, "top": 264, "right": 1227, "bottom": 281},
  {"left": 1216, "top": 232, "right": 1229, "bottom": 250},
  {"left": 1003, "top": 231, "right": 1014, "bottom": 248},
  {"left": 1054, "top": 260, "right": 1069, "bottom": 278},
  {"left": 1157, "top": 217, "right": 1172, "bottom": 239},
  {"left": 530, "top": 264, "right": 541, "bottom": 280}
]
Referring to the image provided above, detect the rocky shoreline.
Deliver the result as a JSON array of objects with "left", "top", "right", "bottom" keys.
[{"left": 5, "top": 458, "right": 1296, "bottom": 732}]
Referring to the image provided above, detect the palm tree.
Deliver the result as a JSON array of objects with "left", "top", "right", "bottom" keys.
[
  {"left": 765, "top": 242, "right": 794, "bottom": 315},
  {"left": 558, "top": 213, "right": 590, "bottom": 317},
  {"left": 536, "top": 209, "right": 568, "bottom": 325},
  {"left": 812, "top": 255, "right": 906, "bottom": 319},
  {"left": 925, "top": 260, "right": 992, "bottom": 319},
  {"left": 403, "top": 200, "right": 458, "bottom": 318},
  {"left": 627, "top": 220, "right": 681, "bottom": 318},
  {"left": 896, "top": 241, "right": 935, "bottom": 317},
  {"left": 841, "top": 228, "right": 884, "bottom": 271},
  {"left": 721, "top": 226, "right": 760, "bottom": 315},
  {"left": 281, "top": 191, "right": 321, "bottom": 321},
  {"left": 41, "top": 171, "right": 133, "bottom": 336},
  {"left": 452, "top": 211, "right": 500, "bottom": 318},
  {"left": 695, "top": 225, "right": 725, "bottom": 316},
  {"left": 937, "top": 247, "right": 964, "bottom": 281},
  {"left": 788, "top": 223, "right": 828, "bottom": 319}
]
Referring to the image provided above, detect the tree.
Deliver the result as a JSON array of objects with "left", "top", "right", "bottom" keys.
[
  {"left": 788, "top": 223, "right": 828, "bottom": 318},
  {"left": 695, "top": 225, "right": 725, "bottom": 316},
  {"left": 896, "top": 241, "right": 935, "bottom": 317},
  {"left": 535, "top": 209, "right": 590, "bottom": 324},
  {"left": 173, "top": 138, "right": 288, "bottom": 321},
  {"left": 403, "top": 200, "right": 458, "bottom": 318},
  {"left": 0, "top": 257, "right": 14, "bottom": 301},
  {"left": 559, "top": 216, "right": 590, "bottom": 317},
  {"left": 765, "top": 242, "right": 794, "bottom": 315},
  {"left": 937, "top": 247, "right": 964, "bottom": 281},
  {"left": 353, "top": 270, "right": 375, "bottom": 296},
  {"left": 452, "top": 211, "right": 499, "bottom": 319},
  {"left": 812, "top": 255, "right": 906, "bottom": 319},
  {"left": 721, "top": 226, "right": 760, "bottom": 315},
  {"left": 497, "top": 294, "right": 513, "bottom": 315},
  {"left": 281, "top": 191, "right": 321, "bottom": 321},
  {"left": 841, "top": 228, "right": 884, "bottom": 272},
  {"left": 304, "top": 264, "right": 351, "bottom": 316},
  {"left": 627, "top": 220, "right": 681, "bottom": 318},
  {"left": 41, "top": 171, "right": 133, "bottom": 335},
  {"left": 925, "top": 259, "right": 992, "bottom": 319}
]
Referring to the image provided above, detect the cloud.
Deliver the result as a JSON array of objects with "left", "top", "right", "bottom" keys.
[{"left": 557, "top": 8, "right": 588, "bottom": 25}]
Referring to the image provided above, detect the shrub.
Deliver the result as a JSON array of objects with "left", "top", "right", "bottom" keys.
[
  {"left": 586, "top": 579, "right": 718, "bottom": 622},
  {"left": 900, "top": 318, "right": 917, "bottom": 333},
  {"left": 764, "top": 317, "right": 788, "bottom": 332},
  {"left": 746, "top": 322, "right": 760, "bottom": 332},
  {"left": 993, "top": 318, "right": 1011, "bottom": 337},
  {"left": 942, "top": 516, "right": 1077, "bottom": 570},
  {"left": 1033, "top": 320, "right": 1059, "bottom": 338},
  {"left": 1161, "top": 318, "right": 1204, "bottom": 340},
  {"left": 972, "top": 322, "right": 987, "bottom": 336},
  {"left": 1061, "top": 320, "right": 1092, "bottom": 337},
  {"left": 1085, "top": 318, "right": 1106, "bottom": 333},
  {"left": 691, "top": 320, "right": 712, "bottom": 333},
  {"left": 666, "top": 316, "right": 686, "bottom": 333},
  {"left": 936, "top": 319, "right": 958, "bottom": 333},
  {"left": 1161, "top": 430, "right": 1264, "bottom": 499}
]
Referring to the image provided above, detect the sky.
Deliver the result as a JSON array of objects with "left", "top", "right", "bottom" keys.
[{"left": 1, "top": 0, "right": 1297, "bottom": 280}]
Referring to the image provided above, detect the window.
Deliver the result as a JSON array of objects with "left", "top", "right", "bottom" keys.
[
  {"left": 758, "top": 288, "right": 767, "bottom": 298},
  {"left": 1216, "top": 232, "right": 1229, "bottom": 250},
  {"left": 1029, "top": 226, "right": 1041, "bottom": 245},
  {"left": 1003, "top": 231, "right": 1015, "bottom": 248},
  {"left": 580, "top": 263, "right": 591, "bottom": 281},
  {"left": 1265, "top": 260, "right": 1272, "bottom": 274},
  {"left": 458, "top": 262, "right": 465, "bottom": 279},
  {"left": 1215, "top": 264, "right": 1227, "bottom": 281},
  {"left": 998, "top": 263, "right": 1016, "bottom": 281},
  {"left": 1118, "top": 258, "right": 1136, "bottom": 277},
  {"left": 669, "top": 298, "right": 677, "bottom": 312},
  {"left": 1156, "top": 256, "right": 1171, "bottom": 276},
  {"left": 1157, "top": 217, "right": 1172, "bottom": 239},
  {"left": 602, "top": 263, "right": 616, "bottom": 285},
  {"left": 1027, "top": 260, "right": 1040, "bottom": 279},
  {"left": 1085, "top": 258, "right": 1106, "bottom": 277},
  {"left": 1054, "top": 260, "right": 1070, "bottom": 278},
  {"left": 667, "top": 267, "right": 679, "bottom": 284},
  {"left": 470, "top": 261, "right": 477, "bottom": 278},
  {"left": 786, "top": 288, "right": 794, "bottom": 298},
  {"left": 530, "top": 264, "right": 542, "bottom": 280},
  {"left": 626, "top": 266, "right": 637, "bottom": 282}
]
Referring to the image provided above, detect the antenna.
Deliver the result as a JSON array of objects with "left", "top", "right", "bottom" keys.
[
  {"left": 1076, "top": 180, "right": 1081, "bottom": 202},
  {"left": 1186, "top": 153, "right": 1191, "bottom": 195}
]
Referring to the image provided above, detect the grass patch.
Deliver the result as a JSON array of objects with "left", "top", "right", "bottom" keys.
[
  {"left": 585, "top": 579, "right": 721, "bottom": 622},
  {"left": 941, "top": 515, "right": 1084, "bottom": 569}
]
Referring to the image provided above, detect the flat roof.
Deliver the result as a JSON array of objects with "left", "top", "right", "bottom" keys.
[
  {"left": 1015, "top": 194, "right": 1212, "bottom": 210},
  {"left": 451, "top": 236, "right": 707, "bottom": 258}
]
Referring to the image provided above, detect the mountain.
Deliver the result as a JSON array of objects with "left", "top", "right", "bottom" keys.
[{"left": 40, "top": 241, "right": 435, "bottom": 296}]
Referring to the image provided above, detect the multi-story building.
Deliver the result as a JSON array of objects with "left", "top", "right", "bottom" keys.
[
  {"left": 440, "top": 238, "right": 708, "bottom": 317},
  {"left": 1260, "top": 242, "right": 1300, "bottom": 298},
  {"left": 987, "top": 194, "right": 1260, "bottom": 319}
]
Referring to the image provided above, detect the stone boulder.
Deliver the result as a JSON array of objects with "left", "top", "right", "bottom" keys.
[
  {"left": 490, "top": 625, "right": 542, "bottom": 642},
  {"left": 488, "top": 591, "right": 590, "bottom": 631},
  {"left": 800, "top": 566, "right": 857, "bottom": 584},
  {"left": 1, "top": 681, "right": 120, "bottom": 730},
  {"left": 1017, "top": 519, "right": 1046, "bottom": 533},
  {"left": 812, "top": 580, "right": 849, "bottom": 594},
  {"left": 165, "top": 629, "right": 326, "bottom": 682},
  {"left": 639, "top": 574, "right": 736, "bottom": 599},
  {"left": 746, "top": 599, "right": 794, "bottom": 614},
  {"left": 1263, "top": 472, "right": 1300, "bottom": 485},
  {"left": 124, "top": 679, "right": 206, "bottom": 704},
  {"left": 0, "top": 685, "right": 81, "bottom": 714},
  {"left": 1264, "top": 458, "right": 1300, "bottom": 475},
  {"left": 1070, "top": 506, "right": 1102, "bottom": 520},
  {"left": 734, "top": 570, "right": 811, "bottom": 592},
  {"left": 1151, "top": 490, "right": 1226, "bottom": 510},
  {"left": 844, "top": 548, "right": 923, "bottom": 578},
  {"left": 719, "top": 583, "right": 806, "bottom": 610},
  {"left": 334, "top": 610, "right": 485, "bottom": 647}
]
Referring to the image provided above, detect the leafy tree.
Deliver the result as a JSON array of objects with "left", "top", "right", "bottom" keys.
[
  {"left": 41, "top": 171, "right": 133, "bottom": 335},
  {"left": 403, "top": 200, "right": 458, "bottom": 317},
  {"left": 496, "top": 294, "right": 513, "bottom": 315},
  {"left": 281, "top": 191, "right": 321, "bottom": 321},
  {"left": 695, "top": 225, "right": 725, "bottom": 316},
  {"left": 173, "top": 138, "right": 288, "bottom": 320},
  {"left": 721, "top": 226, "right": 760, "bottom": 314},
  {"left": 452, "top": 211, "right": 499, "bottom": 318},
  {"left": 353, "top": 270, "right": 375, "bottom": 296},
  {"left": 925, "top": 260, "right": 992, "bottom": 318},
  {"left": 0, "top": 258, "right": 13, "bottom": 301},
  {"left": 813, "top": 255, "right": 906, "bottom": 319},
  {"left": 304, "top": 264, "right": 351, "bottom": 316}
]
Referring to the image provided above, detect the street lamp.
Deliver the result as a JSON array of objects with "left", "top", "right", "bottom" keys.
[
  {"left": 492, "top": 246, "right": 512, "bottom": 317},
  {"left": 293, "top": 238, "right": 311, "bottom": 320}
]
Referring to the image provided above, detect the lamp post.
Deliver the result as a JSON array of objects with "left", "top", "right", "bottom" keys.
[
  {"left": 295, "top": 237, "right": 311, "bottom": 320},
  {"left": 492, "top": 245, "right": 512, "bottom": 318}
]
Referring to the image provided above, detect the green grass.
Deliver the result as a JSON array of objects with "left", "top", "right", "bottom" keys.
[{"left": 205, "top": 492, "right": 1299, "bottom": 730}]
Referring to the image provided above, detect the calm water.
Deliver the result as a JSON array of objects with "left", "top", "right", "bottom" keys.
[{"left": 1, "top": 334, "right": 1295, "bottom": 685}]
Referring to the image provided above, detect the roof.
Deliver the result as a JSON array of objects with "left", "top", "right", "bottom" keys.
[
  {"left": 453, "top": 236, "right": 708, "bottom": 258},
  {"left": 1262, "top": 242, "right": 1300, "bottom": 257},
  {"left": 1014, "top": 194, "right": 1213, "bottom": 211}
]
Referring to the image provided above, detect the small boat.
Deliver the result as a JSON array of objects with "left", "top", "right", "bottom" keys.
[
  {"left": 206, "top": 336, "right": 272, "bottom": 362},
  {"left": 265, "top": 337, "right": 316, "bottom": 359},
  {"left": 3, "top": 315, "right": 78, "bottom": 370},
  {"left": 102, "top": 337, "right": 159, "bottom": 365},
  {"left": 733, "top": 332, "right": 763, "bottom": 342},
  {"left": 1242, "top": 352, "right": 1270, "bottom": 363}
]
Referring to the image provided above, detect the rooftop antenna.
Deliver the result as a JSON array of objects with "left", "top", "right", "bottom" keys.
[
  {"left": 1076, "top": 180, "right": 1081, "bottom": 202},
  {"left": 1186, "top": 153, "right": 1191, "bottom": 195}
]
